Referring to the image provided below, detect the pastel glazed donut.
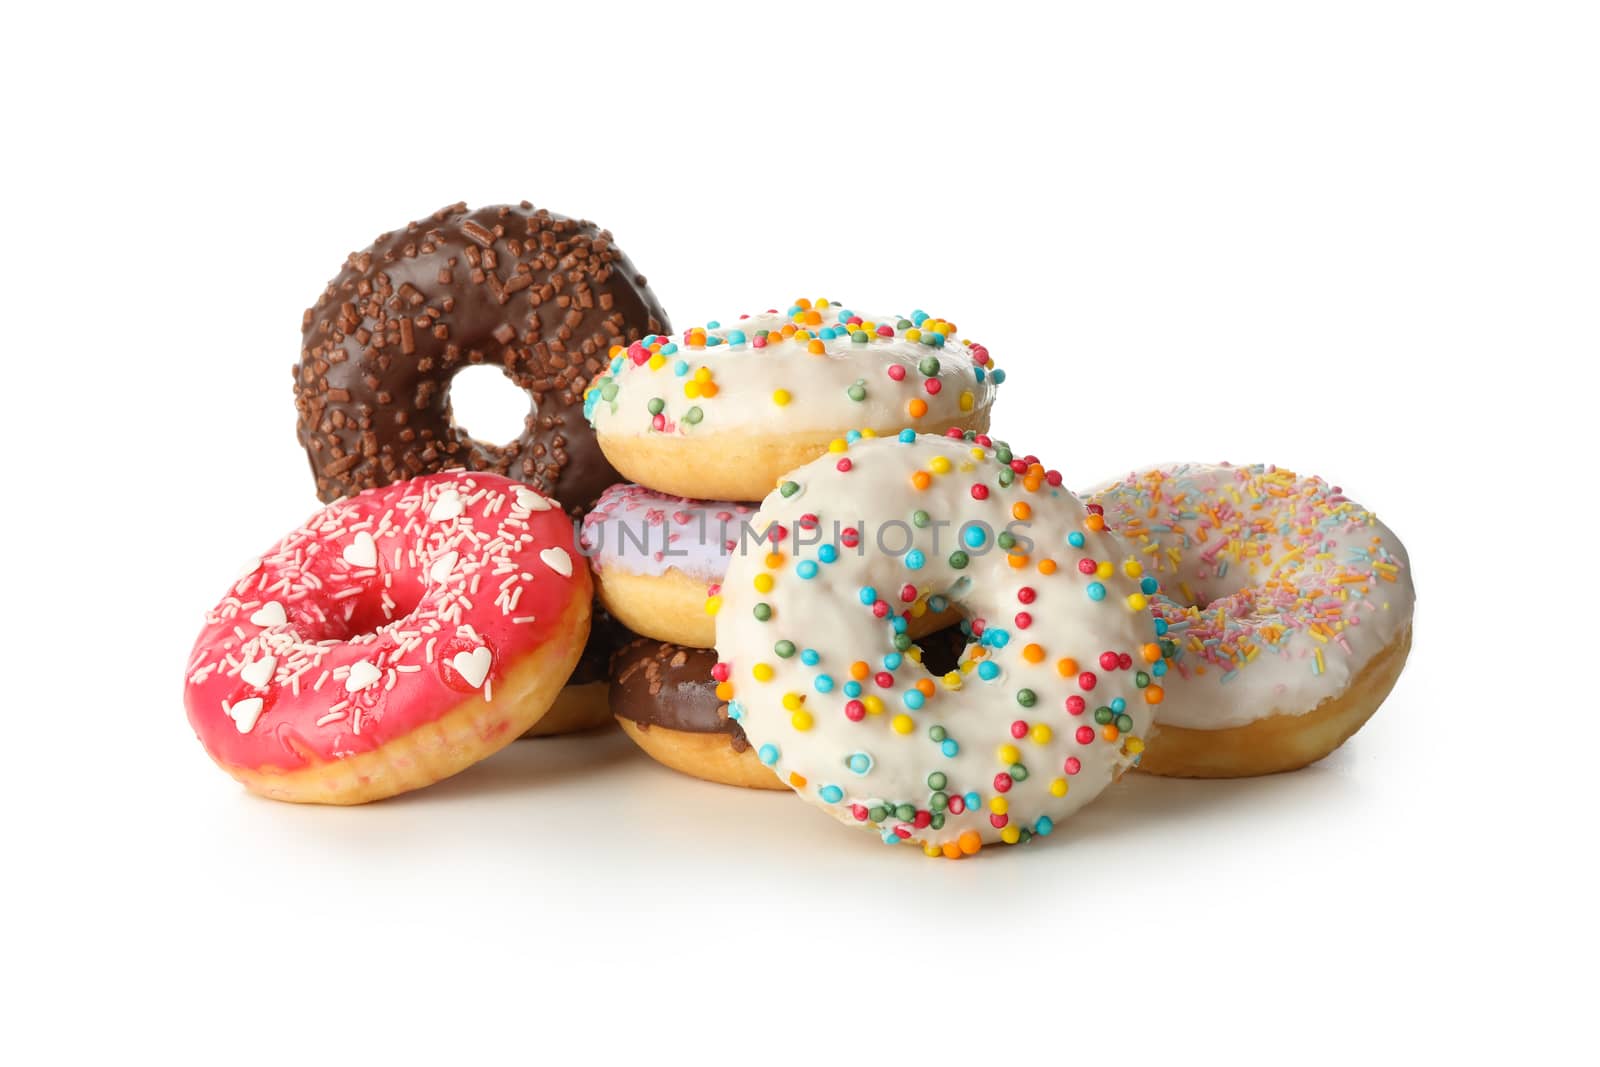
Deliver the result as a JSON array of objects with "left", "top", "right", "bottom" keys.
[
  {"left": 1089, "top": 463, "right": 1414, "bottom": 778},
  {"left": 295, "top": 202, "right": 669, "bottom": 517},
  {"left": 184, "top": 472, "right": 592, "bottom": 804},
  {"left": 610, "top": 638, "right": 785, "bottom": 790},
  {"left": 521, "top": 606, "right": 630, "bottom": 737},
  {"left": 580, "top": 483, "right": 758, "bottom": 647},
  {"left": 583, "top": 298, "right": 1003, "bottom": 500},
  {"left": 713, "top": 430, "right": 1164, "bottom": 858}
]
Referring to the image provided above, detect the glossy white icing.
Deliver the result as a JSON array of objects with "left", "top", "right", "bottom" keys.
[
  {"left": 584, "top": 300, "right": 1003, "bottom": 438},
  {"left": 714, "top": 431, "right": 1162, "bottom": 856}
]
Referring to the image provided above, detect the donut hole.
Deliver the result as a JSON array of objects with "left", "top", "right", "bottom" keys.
[
  {"left": 320, "top": 586, "right": 425, "bottom": 643},
  {"left": 1170, "top": 572, "right": 1263, "bottom": 613},
  {"left": 448, "top": 364, "right": 532, "bottom": 448},
  {"left": 915, "top": 623, "right": 977, "bottom": 677},
  {"left": 1179, "top": 586, "right": 1256, "bottom": 617}
]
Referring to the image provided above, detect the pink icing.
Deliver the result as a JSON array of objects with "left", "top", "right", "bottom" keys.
[{"left": 184, "top": 472, "right": 590, "bottom": 772}]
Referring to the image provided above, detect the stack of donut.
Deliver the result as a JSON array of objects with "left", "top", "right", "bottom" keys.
[
  {"left": 582, "top": 300, "right": 1004, "bottom": 790},
  {"left": 187, "top": 203, "right": 665, "bottom": 802},
  {"left": 293, "top": 201, "right": 671, "bottom": 741},
  {"left": 181, "top": 200, "right": 1416, "bottom": 857}
]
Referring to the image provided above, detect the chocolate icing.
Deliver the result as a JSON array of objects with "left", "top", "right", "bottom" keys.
[
  {"left": 609, "top": 638, "right": 749, "bottom": 752},
  {"left": 570, "top": 603, "right": 630, "bottom": 688},
  {"left": 295, "top": 202, "right": 670, "bottom": 515}
]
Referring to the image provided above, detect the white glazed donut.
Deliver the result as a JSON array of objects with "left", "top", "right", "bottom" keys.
[
  {"left": 583, "top": 298, "right": 1003, "bottom": 500},
  {"left": 712, "top": 429, "right": 1165, "bottom": 858},
  {"left": 1088, "top": 462, "right": 1415, "bottom": 777}
]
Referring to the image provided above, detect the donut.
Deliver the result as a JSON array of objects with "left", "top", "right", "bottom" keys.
[
  {"left": 580, "top": 482, "right": 757, "bottom": 647},
  {"left": 583, "top": 298, "right": 1003, "bottom": 500},
  {"left": 521, "top": 605, "right": 630, "bottom": 737},
  {"left": 581, "top": 481, "right": 962, "bottom": 647},
  {"left": 295, "top": 202, "right": 670, "bottom": 516},
  {"left": 612, "top": 625, "right": 970, "bottom": 790},
  {"left": 1088, "top": 463, "right": 1414, "bottom": 778},
  {"left": 609, "top": 638, "right": 785, "bottom": 790},
  {"left": 712, "top": 430, "right": 1164, "bottom": 857},
  {"left": 183, "top": 471, "right": 593, "bottom": 804}
]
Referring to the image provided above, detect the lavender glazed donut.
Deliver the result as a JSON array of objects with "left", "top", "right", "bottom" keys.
[{"left": 580, "top": 483, "right": 758, "bottom": 647}]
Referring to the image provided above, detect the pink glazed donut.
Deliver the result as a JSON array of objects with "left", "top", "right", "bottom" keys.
[{"left": 183, "top": 471, "right": 592, "bottom": 804}]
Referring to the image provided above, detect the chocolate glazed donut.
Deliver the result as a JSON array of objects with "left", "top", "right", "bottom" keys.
[
  {"left": 295, "top": 202, "right": 670, "bottom": 515},
  {"left": 610, "top": 638, "right": 749, "bottom": 750},
  {"left": 609, "top": 637, "right": 784, "bottom": 788},
  {"left": 607, "top": 632, "right": 967, "bottom": 789},
  {"left": 571, "top": 606, "right": 633, "bottom": 691},
  {"left": 522, "top": 606, "right": 633, "bottom": 738}
]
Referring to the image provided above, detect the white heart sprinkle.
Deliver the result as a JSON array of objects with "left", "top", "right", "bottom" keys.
[
  {"left": 345, "top": 660, "right": 382, "bottom": 692},
  {"left": 451, "top": 647, "right": 492, "bottom": 689},
  {"left": 342, "top": 531, "right": 377, "bottom": 568},
  {"left": 227, "top": 697, "right": 264, "bottom": 733},
  {"left": 236, "top": 558, "right": 261, "bottom": 580},
  {"left": 515, "top": 488, "right": 553, "bottom": 512},
  {"left": 539, "top": 546, "right": 573, "bottom": 577},
  {"left": 249, "top": 601, "right": 287, "bottom": 627},
  {"left": 240, "top": 655, "right": 277, "bottom": 689},
  {"left": 429, "top": 491, "right": 464, "bottom": 522},
  {"left": 429, "top": 550, "right": 460, "bottom": 584}
]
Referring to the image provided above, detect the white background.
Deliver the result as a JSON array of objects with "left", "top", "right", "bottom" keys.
[{"left": 4, "top": 2, "right": 1595, "bottom": 1063}]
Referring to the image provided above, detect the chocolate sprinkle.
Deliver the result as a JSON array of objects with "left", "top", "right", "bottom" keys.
[{"left": 295, "top": 202, "right": 669, "bottom": 515}]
